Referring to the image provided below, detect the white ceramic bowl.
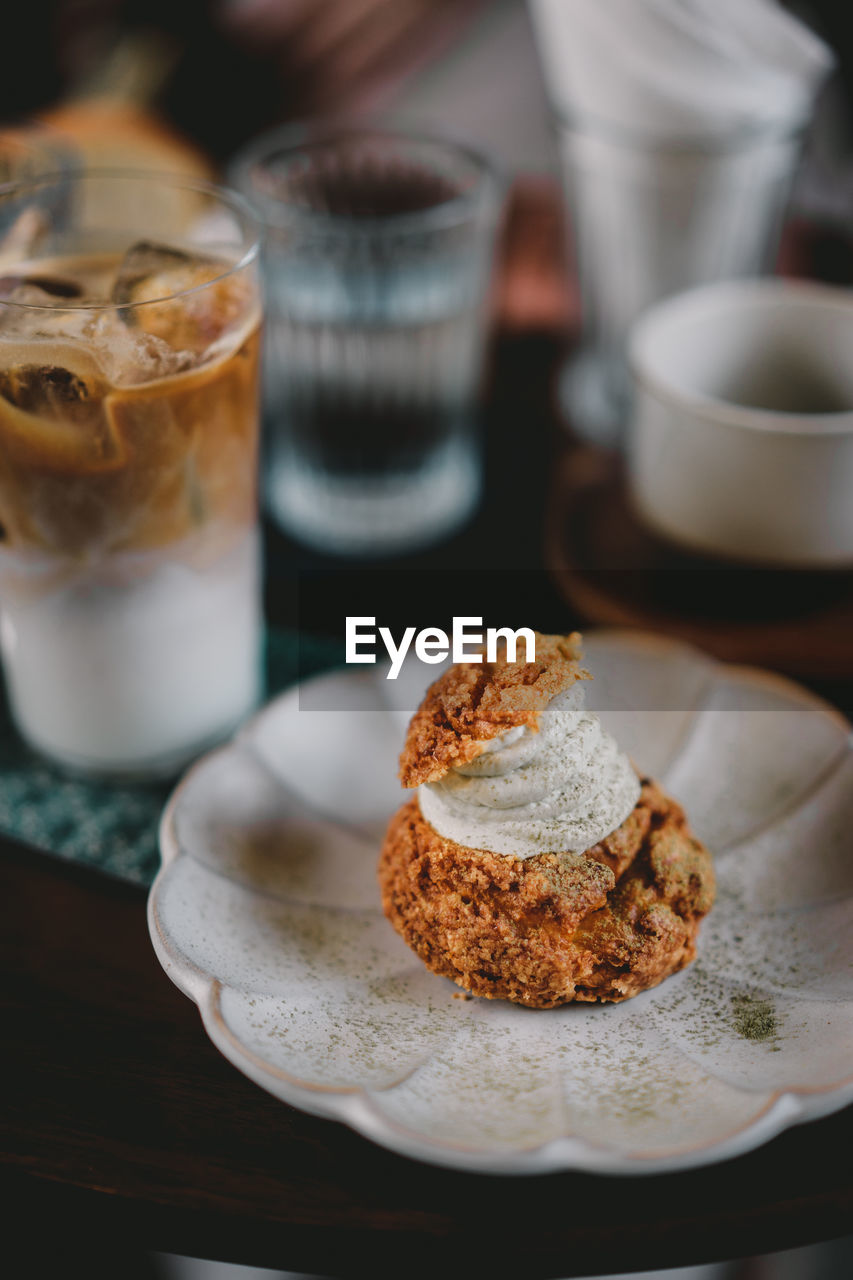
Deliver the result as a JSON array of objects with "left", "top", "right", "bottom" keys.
[{"left": 628, "top": 278, "right": 853, "bottom": 565}]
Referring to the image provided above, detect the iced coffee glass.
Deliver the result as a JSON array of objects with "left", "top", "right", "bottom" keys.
[{"left": 0, "top": 172, "right": 262, "bottom": 775}]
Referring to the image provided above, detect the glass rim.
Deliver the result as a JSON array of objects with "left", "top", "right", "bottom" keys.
[
  {"left": 629, "top": 278, "right": 853, "bottom": 437},
  {"left": 228, "top": 120, "right": 503, "bottom": 236},
  {"left": 551, "top": 102, "right": 807, "bottom": 154},
  {"left": 0, "top": 167, "right": 261, "bottom": 314},
  {"left": 0, "top": 120, "right": 73, "bottom": 164}
]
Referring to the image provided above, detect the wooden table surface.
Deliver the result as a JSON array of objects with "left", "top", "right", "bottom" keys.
[
  {"left": 3, "top": 188, "right": 852, "bottom": 1277},
  {"left": 2, "top": 838, "right": 852, "bottom": 1280}
]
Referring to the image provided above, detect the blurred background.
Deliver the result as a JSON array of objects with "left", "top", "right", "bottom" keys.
[
  {"left": 5, "top": 0, "right": 853, "bottom": 649},
  {"left": 4, "top": 3, "right": 853, "bottom": 1277},
  {"left": 4, "top": 0, "right": 852, "bottom": 176}
]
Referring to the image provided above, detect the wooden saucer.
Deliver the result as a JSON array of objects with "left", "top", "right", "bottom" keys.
[{"left": 545, "top": 446, "right": 853, "bottom": 679}]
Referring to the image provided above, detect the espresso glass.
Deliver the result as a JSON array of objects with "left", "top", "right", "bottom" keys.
[{"left": 231, "top": 123, "right": 502, "bottom": 556}]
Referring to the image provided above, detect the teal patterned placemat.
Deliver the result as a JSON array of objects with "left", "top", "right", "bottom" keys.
[{"left": 0, "top": 628, "right": 343, "bottom": 887}]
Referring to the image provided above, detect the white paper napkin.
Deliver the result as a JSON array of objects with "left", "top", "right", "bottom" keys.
[{"left": 529, "top": 0, "right": 834, "bottom": 138}]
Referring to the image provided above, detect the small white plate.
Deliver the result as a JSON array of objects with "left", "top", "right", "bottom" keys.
[{"left": 148, "top": 632, "right": 853, "bottom": 1175}]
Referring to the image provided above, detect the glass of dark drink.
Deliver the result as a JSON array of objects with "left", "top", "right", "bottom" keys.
[{"left": 231, "top": 124, "right": 502, "bottom": 556}]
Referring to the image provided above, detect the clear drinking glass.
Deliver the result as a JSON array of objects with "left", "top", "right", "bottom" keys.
[
  {"left": 0, "top": 123, "right": 73, "bottom": 185},
  {"left": 231, "top": 123, "right": 502, "bottom": 556},
  {"left": 0, "top": 171, "right": 262, "bottom": 775},
  {"left": 555, "top": 113, "right": 803, "bottom": 444}
]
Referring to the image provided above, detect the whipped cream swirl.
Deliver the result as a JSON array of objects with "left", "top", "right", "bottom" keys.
[{"left": 418, "top": 684, "right": 640, "bottom": 858}]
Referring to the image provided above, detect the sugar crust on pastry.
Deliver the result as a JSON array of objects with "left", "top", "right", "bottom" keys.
[
  {"left": 398, "top": 631, "right": 589, "bottom": 788},
  {"left": 379, "top": 780, "right": 714, "bottom": 1007},
  {"left": 378, "top": 632, "right": 715, "bottom": 1008}
]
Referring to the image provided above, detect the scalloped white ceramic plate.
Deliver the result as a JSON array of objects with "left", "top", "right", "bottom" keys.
[{"left": 148, "top": 631, "right": 853, "bottom": 1175}]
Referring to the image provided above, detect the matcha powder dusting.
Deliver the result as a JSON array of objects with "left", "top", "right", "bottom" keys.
[{"left": 731, "top": 993, "right": 779, "bottom": 1046}]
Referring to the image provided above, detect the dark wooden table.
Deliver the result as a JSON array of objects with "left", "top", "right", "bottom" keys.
[
  {"left": 2, "top": 838, "right": 852, "bottom": 1279},
  {"left": 3, "top": 190, "right": 852, "bottom": 1277}
]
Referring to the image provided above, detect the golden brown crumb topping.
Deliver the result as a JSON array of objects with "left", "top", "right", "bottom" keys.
[
  {"left": 398, "top": 631, "right": 589, "bottom": 788},
  {"left": 378, "top": 779, "right": 715, "bottom": 1007}
]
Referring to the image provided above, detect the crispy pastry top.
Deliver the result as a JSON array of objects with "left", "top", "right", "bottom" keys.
[{"left": 398, "top": 631, "right": 589, "bottom": 788}]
